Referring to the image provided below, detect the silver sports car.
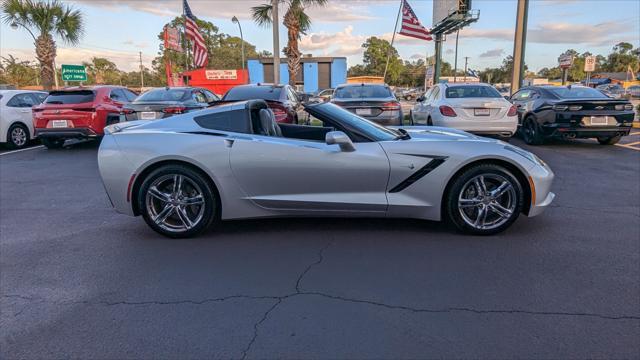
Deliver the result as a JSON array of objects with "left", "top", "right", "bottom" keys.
[{"left": 98, "top": 100, "right": 555, "bottom": 238}]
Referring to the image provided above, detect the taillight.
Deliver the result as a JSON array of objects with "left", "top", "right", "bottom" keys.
[
  {"left": 507, "top": 105, "right": 517, "bottom": 117},
  {"left": 73, "top": 108, "right": 96, "bottom": 112},
  {"left": 271, "top": 108, "right": 288, "bottom": 122},
  {"left": 439, "top": 105, "right": 457, "bottom": 117},
  {"left": 163, "top": 106, "right": 186, "bottom": 114},
  {"left": 382, "top": 101, "right": 401, "bottom": 111}
]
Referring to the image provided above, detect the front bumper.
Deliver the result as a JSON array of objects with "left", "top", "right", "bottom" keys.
[
  {"left": 526, "top": 163, "right": 555, "bottom": 217},
  {"left": 35, "top": 128, "right": 98, "bottom": 139}
]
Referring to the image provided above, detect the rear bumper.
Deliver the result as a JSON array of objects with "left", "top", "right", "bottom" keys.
[
  {"left": 433, "top": 116, "right": 518, "bottom": 137},
  {"left": 35, "top": 128, "right": 98, "bottom": 139},
  {"left": 545, "top": 124, "right": 631, "bottom": 138},
  {"left": 362, "top": 112, "right": 403, "bottom": 126}
]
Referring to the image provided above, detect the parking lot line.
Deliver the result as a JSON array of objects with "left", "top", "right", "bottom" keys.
[
  {"left": 0, "top": 145, "right": 44, "bottom": 156},
  {"left": 630, "top": 132, "right": 640, "bottom": 136},
  {"left": 615, "top": 142, "right": 640, "bottom": 151}
]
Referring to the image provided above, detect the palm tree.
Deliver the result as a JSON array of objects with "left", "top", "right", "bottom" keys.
[
  {"left": 2, "top": 0, "right": 84, "bottom": 89},
  {"left": 252, "top": 0, "right": 327, "bottom": 86}
]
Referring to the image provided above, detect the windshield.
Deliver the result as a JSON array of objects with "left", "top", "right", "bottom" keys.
[
  {"left": 334, "top": 85, "right": 393, "bottom": 99},
  {"left": 445, "top": 86, "right": 501, "bottom": 98},
  {"left": 136, "top": 89, "right": 190, "bottom": 102},
  {"left": 45, "top": 90, "right": 95, "bottom": 104},
  {"left": 548, "top": 87, "right": 608, "bottom": 99},
  {"left": 308, "top": 103, "right": 398, "bottom": 142},
  {"left": 223, "top": 86, "right": 282, "bottom": 101}
]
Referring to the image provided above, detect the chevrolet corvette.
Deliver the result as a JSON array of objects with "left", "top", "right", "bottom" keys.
[{"left": 98, "top": 100, "right": 555, "bottom": 238}]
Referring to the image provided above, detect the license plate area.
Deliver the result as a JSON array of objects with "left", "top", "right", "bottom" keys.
[
  {"left": 356, "top": 108, "right": 372, "bottom": 116},
  {"left": 584, "top": 116, "right": 613, "bottom": 126},
  {"left": 140, "top": 112, "right": 157, "bottom": 120},
  {"left": 51, "top": 120, "right": 68, "bottom": 128},
  {"left": 474, "top": 108, "right": 491, "bottom": 116}
]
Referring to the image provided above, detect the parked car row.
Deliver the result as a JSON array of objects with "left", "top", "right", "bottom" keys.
[{"left": 408, "top": 82, "right": 635, "bottom": 145}]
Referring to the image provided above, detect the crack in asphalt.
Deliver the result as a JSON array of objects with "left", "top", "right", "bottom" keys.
[
  {"left": 295, "top": 241, "right": 333, "bottom": 293},
  {"left": 240, "top": 298, "right": 282, "bottom": 360}
]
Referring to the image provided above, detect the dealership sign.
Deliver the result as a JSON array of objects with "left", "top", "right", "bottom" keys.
[
  {"left": 558, "top": 54, "right": 574, "bottom": 69},
  {"left": 584, "top": 56, "right": 596, "bottom": 72},
  {"left": 164, "top": 26, "right": 182, "bottom": 52},
  {"left": 205, "top": 70, "right": 237, "bottom": 80},
  {"left": 61, "top": 64, "right": 87, "bottom": 82}
]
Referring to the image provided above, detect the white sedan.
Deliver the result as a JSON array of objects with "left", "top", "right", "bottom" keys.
[
  {"left": 0, "top": 90, "right": 48, "bottom": 149},
  {"left": 410, "top": 83, "right": 518, "bottom": 139}
]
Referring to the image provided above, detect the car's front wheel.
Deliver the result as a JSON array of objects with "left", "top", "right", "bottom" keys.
[
  {"left": 138, "top": 165, "right": 218, "bottom": 238},
  {"left": 446, "top": 164, "right": 524, "bottom": 235},
  {"left": 597, "top": 135, "right": 621, "bottom": 145}
]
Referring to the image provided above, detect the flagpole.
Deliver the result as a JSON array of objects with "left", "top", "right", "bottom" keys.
[{"left": 383, "top": 0, "right": 403, "bottom": 82}]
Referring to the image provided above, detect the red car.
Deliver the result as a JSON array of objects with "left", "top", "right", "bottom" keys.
[{"left": 33, "top": 86, "right": 137, "bottom": 148}]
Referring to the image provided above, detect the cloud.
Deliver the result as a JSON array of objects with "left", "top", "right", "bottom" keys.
[
  {"left": 459, "top": 20, "right": 636, "bottom": 46},
  {"left": 478, "top": 48, "right": 504, "bottom": 58},
  {"left": 300, "top": 26, "right": 366, "bottom": 56},
  {"left": 123, "top": 40, "right": 149, "bottom": 48},
  {"left": 445, "top": 49, "right": 455, "bottom": 55},
  {"left": 3, "top": 47, "right": 154, "bottom": 72},
  {"left": 73, "top": 0, "right": 376, "bottom": 22}
]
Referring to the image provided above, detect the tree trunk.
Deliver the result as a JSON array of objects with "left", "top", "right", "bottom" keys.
[
  {"left": 35, "top": 34, "right": 56, "bottom": 90},
  {"left": 283, "top": 9, "right": 301, "bottom": 87}
]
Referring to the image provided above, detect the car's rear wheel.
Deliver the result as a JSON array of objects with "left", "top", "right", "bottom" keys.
[
  {"left": 522, "top": 116, "right": 544, "bottom": 145},
  {"left": 409, "top": 111, "right": 414, "bottom": 125},
  {"left": 6, "top": 124, "right": 29, "bottom": 149},
  {"left": 597, "top": 135, "right": 621, "bottom": 145},
  {"left": 41, "top": 138, "right": 65, "bottom": 149},
  {"left": 427, "top": 117, "right": 433, "bottom": 126},
  {"left": 138, "top": 165, "right": 217, "bottom": 238},
  {"left": 446, "top": 164, "right": 523, "bottom": 235}
]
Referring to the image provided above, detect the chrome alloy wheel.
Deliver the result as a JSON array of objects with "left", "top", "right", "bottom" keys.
[
  {"left": 11, "top": 126, "right": 27, "bottom": 147},
  {"left": 457, "top": 174, "right": 517, "bottom": 230},
  {"left": 145, "top": 174, "right": 205, "bottom": 233}
]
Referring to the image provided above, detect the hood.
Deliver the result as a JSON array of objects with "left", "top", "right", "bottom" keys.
[{"left": 390, "top": 125, "right": 501, "bottom": 144}]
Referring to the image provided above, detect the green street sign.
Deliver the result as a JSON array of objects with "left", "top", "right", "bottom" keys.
[{"left": 61, "top": 64, "right": 87, "bottom": 82}]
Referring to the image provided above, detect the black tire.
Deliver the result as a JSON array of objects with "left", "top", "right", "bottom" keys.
[
  {"left": 105, "top": 115, "right": 120, "bottom": 127},
  {"left": 427, "top": 117, "right": 433, "bottom": 126},
  {"left": 6, "top": 123, "right": 30, "bottom": 149},
  {"left": 409, "top": 111, "right": 415, "bottom": 126},
  {"left": 521, "top": 116, "right": 544, "bottom": 145},
  {"left": 138, "top": 164, "right": 218, "bottom": 238},
  {"left": 41, "top": 138, "right": 65, "bottom": 149},
  {"left": 445, "top": 164, "right": 524, "bottom": 235},
  {"left": 597, "top": 135, "right": 621, "bottom": 145}
]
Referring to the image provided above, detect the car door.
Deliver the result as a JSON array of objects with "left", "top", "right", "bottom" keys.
[
  {"left": 5, "top": 93, "right": 38, "bottom": 132},
  {"left": 229, "top": 134, "right": 390, "bottom": 213}
]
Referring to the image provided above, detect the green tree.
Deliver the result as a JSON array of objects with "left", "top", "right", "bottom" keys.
[
  {"left": 603, "top": 42, "right": 639, "bottom": 73},
  {"left": 362, "top": 36, "right": 403, "bottom": 84},
  {"left": 252, "top": 0, "right": 328, "bottom": 86},
  {"left": 82, "top": 57, "right": 119, "bottom": 84},
  {"left": 0, "top": 54, "right": 39, "bottom": 86},
  {"left": 2, "top": 0, "right": 84, "bottom": 89}
]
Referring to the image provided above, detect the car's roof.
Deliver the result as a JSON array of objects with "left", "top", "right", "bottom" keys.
[
  {"left": 0, "top": 89, "right": 47, "bottom": 94},
  {"left": 441, "top": 82, "right": 492, "bottom": 87},
  {"left": 336, "top": 83, "right": 388, "bottom": 88},
  {"left": 235, "top": 83, "right": 285, "bottom": 88},
  {"left": 55, "top": 85, "right": 126, "bottom": 91}
]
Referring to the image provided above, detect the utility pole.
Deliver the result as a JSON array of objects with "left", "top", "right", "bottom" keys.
[
  {"left": 139, "top": 51, "right": 144, "bottom": 89},
  {"left": 434, "top": 34, "right": 443, "bottom": 84},
  {"left": 464, "top": 56, "right": 469, "bottom": 82},
  {"left": 511, "top": 0, "right": 529, "bottom": 94},
  {"left": 271, "top": 0, "right": 280, "bottom": 84},
  {"left": 453, "top": 30, "right": 459, "bottom": 83}
]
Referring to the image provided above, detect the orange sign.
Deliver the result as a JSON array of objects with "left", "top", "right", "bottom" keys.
[{"left": 164, "top": 26, "right": 182, "bottom": 52}]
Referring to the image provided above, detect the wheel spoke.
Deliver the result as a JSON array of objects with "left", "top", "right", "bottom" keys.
[
  {"left": 491, "top": 181, "right": 512, "bottom": 198},
  {"left": 153, "top": 204, "right": 175, "bottom": 225},
  {"left": 175, "top": 206, "right": 195, "bottom": 229},
  {"left": 148, "top": 186, "right": 171, "bottom": 202},
  {"left": 173, "top": 175, "right": 183, "bottom": 196},
  {"left": 181, "top": 194, "right": 204, "bottom": 206},
  {"left": 459, "top": 198, "right": 481, "bottom": 208},
  {"left": 489, "top": 202, "right": 512, "bottom": 219},
  {"left": 474, "top": 176, "right": 487, "bottom": 195},
  {"left": 474, "top": 206, "right": 487, "bottom": 228}
]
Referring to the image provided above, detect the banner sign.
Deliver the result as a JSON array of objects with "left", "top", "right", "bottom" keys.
[
  {"left": 61, "top": 64, "right": 87, "bottom": 82},
  {"left": 558, "top": 54, "right": 574, "bottom": 69},
  {"left": 205, "top": 70, "right": 237, "bottom": 80},
  {"left": 164, "top": 26, "right": 182, "bottom": 52}
]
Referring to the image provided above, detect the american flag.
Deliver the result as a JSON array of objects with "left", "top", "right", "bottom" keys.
[
  {"left": 183, "top": 0, "right": 208, "bottom": 68},
  {"left": 398, "top": 0, "right": 433, "bottom": 41}
]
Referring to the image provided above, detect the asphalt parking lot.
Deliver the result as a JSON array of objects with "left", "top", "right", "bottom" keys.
[{"left": 1, "top": 135, "right": 639, "bottom": 358}]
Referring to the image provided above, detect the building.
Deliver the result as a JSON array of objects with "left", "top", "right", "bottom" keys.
[{"left": 247, "top": 57, "right": 347, "bottom": 94}]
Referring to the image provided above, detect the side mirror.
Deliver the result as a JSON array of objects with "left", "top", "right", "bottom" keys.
[
  {"left": 504, "top": 95, "right": 511, "bottom": 100},
  {"left": 325, "top": 131, "right": 355, "bottom": 152}
]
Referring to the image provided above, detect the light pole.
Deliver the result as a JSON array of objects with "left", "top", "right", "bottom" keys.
[
  {"left": 271, "top": 0, "right": 280, "bottom": 84},
  {"left": 10, "top": 21, "right": 59, "bottom": 89},
  {"left": 231, "top": 16, "right": 245, "bottom": 70}
]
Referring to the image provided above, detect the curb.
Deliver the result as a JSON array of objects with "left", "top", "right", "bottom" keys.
[{"left": 633, "top": 121, "right": 640, "bottom": 129}]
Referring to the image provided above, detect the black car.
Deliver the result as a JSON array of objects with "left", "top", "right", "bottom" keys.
[
  {"left": 510, "top": 85, "right": 634, "bottom": 145},
  {"left": 122, "top": 87, "right": 219, "bottom": 121},
  {"left": 222, "top": 84, "right": 304, "bottom": 124},
  {"left": 331, "top": 83, "right": 403, "bottom": 126}
]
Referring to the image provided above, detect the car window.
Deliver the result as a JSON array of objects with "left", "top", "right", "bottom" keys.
[
  {"left": 445, "top": 85, "right": 501, "bottom": 98},
  {"left": 430, "top": 87, "right": 440, "bottom": 101},
  {"left": 308, "top": 103, "right": 398, "bottom": 142},
  {"left": 136, "top": 89, "right": 190, "bottom": 102},
  {"left": 512, "top": 89, "right": 531, "bottom": 101},
  {"left": 45, "top": 90, "right": 95, "bottom": 104},
  {"left": 31, "top": 92, "right": 48, "bottom": 103},
  {"left": 6, "top": 93, "right": 38, "bottom": 107},
  {"left": 223, "top": 86, "right": 282, "bottom": 101},
  {"left": 110, "top": 89, "right": 126, "bottom": 102},
  {"left": 422, "top": 88, "right": 433, "bottom": 101},
  {"left": 286, "top": 87, "right": 299, "bottom": 103},
  {"left": 547, "top": 86, "right": 608, "bottom": 99},
  {"left": 202, "top": 89, "right": 219, "bottom": 102},
  {"left": 334, "top": 85, "right": 392, "bottom": 99},
  {"left": 122, "top": 89, "right": 138, "bottom": 102},
  {"left": 193, "top": 91, "right": 208, "bottom": 104}
]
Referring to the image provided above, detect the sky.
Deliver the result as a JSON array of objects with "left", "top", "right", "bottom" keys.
[{"left": 1, "top": 0, "right": 638, "bottom": 73}]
